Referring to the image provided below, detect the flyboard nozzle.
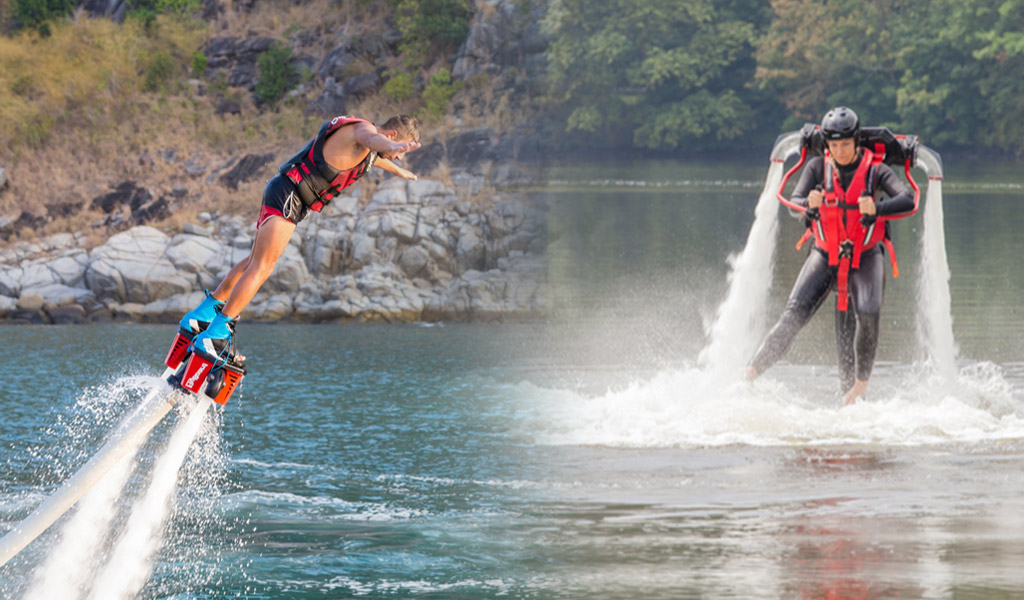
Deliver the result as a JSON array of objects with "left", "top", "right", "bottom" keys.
[{"left": 166, "top": 328, "right": 246, "bottom": 406}]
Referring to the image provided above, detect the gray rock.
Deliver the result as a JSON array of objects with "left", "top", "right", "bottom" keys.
[
  {"left": 349, "top": 232, "right": 380, "bottom": 268},
  {"left": 262, "top": 243, "right": 311, "bottom": 292},
  {"left": 317, "top": 44, "right": 356, "bottom": 81},
  {"left": 183, "top": 222, "right": 213, "bottom": 237},
  {"left": 166, "top": 234, "right": 224, "bottom": 274},
  {"left": 86, "top": 226, "right": 193, "bottom": 303},
  {"left": 0, "top": 266, "right": 22, "bottom": 297},
  {"left": 0, "top": 295, "right": 17, "bottom": 314},
  {"left": 380, "top": 210, "right": 418, "bottom": 243},
  {"left": 342, "top": 70, "right": 381, "bottom": 97},
  {"left": 368, "top": 184, "right": 409, "bottom": 209},
  {"left": 30, "top": 283, "right": 95, "bottom": 309},
  {"left": 46, "top": 256, "right": 87, "bottom": 288},
  {"left": 248, "top": 293, "right": 294, "bottom": 320},
  {"left": 215, "top": 97, "right": 242, "bottom": 115},
  {"left": 203, "top": 36, "right": 277, "bottom": 90},
  {"left": 397, "top": 245, "right": 431, "bottom": 278},
  {"left": 20, "top": 262, "right": 59, "bottom": 289},
  {"left": 48, "top": 305, "right": 87, "bottom": 324},
  {"left": 308, "top": 77, "right": 346, "bottom": 117},
  {"left": 455, "top": 224, "right": 484, "bottom": 271},
  {"left": 81, "top": 0, "right": 128, "bottom": 22}
]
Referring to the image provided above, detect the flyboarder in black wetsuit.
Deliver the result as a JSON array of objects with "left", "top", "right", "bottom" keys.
[{"left": 745, "top": 107, "right": 917, "bottom": 404}]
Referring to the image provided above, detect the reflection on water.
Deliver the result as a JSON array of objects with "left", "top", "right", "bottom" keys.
[{"left": 532, "top": 156, "right": 1024, "bottom": 598}]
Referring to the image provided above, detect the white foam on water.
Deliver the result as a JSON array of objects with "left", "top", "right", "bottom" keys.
[
  {"left": 85, "top": 397, "right": 211, "bottom": 600},
  {"left": 219, "top": 490, "right": 428, "bottom": 521},
  {"left": 530, "top": 362, "right": 1024, "bottom": 448}
]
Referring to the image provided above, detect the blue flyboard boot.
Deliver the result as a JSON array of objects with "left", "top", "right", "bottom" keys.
[
  {"left": 177, "top": 308, "right": 245, "bottom": 401},
  {"left": 188, "top": 308, "right": 239, "bottom": 368},
  {"left": 179, "top": 289, "right": 225, "bottom": 335},
  {"left": 165, "top": 290, "right": 225, "bottom": 371}
]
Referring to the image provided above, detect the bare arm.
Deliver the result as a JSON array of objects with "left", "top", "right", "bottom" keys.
[
  {"left": 376, "top": 157, "right": 418, "bottom": 181},
  {"left": 353, "top": 122, "right": 420, "bottom": 156}
]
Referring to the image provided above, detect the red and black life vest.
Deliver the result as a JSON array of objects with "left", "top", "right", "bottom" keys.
[
  {"left": 798, "top": 148, "right": 898, "bottom": 311},
  {"left": 278, "top": 116, "right": 378, "bottom": 212}
]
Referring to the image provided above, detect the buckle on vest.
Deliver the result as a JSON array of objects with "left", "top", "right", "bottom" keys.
[
  {"left": 839, "top": 241, "right": 854, "bottom": 258},
  {"left": 823, "top": 196, "right": 839, "bottom": 208}
]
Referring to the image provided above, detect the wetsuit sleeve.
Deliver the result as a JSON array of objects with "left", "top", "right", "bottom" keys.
[
  {"left": 790, "top": 157, "right": 825, "bottom": 209},
  {"left": 874, "top": 164, "right": 915, "bottom": 217}
]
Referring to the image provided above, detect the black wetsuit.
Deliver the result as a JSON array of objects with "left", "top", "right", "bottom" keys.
[{"left": 748, "top": 152, "right": 915, "bottom": 391}]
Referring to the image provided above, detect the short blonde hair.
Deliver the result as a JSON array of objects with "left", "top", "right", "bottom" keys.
[{"left": 380, "top": 114, "right": 420, "bottom": 143}]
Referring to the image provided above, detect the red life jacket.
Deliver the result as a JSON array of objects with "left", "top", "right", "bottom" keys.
[
  {"left": 799, "top": 147, "right": 899, "bottom": 312},
  {"left": 278, "top": 116, "right": 378, "bottom": 212}
]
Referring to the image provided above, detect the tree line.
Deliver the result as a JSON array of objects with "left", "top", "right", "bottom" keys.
[
  {"left": 542, "top": 0, "right": 1024, "bottom": 155},
  {"left": 5, "top": 0, "right": 1022, "bottom": 155}
]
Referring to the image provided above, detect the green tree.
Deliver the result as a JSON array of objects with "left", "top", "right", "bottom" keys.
[
  {"left": 755, "top": 0, "right": 1024, "bottom": 153},
  {"left": 543, "top": 0, "right": 774, "bottom": 151},
  {"left": 254, "top": 42, "right": 298, "bottom": 106},
  {"left": 418, "top": 68, "right": 463, "bottom": 122},
  {"left": 391, "top": 0, "right": 471, "bottom": 67},
  {"left": 13, "top": 0, "right": 74, "bottom": 35}
]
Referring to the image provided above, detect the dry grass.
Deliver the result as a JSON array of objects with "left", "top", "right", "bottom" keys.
[{"left": 0, "top": 0, "right": 528, "bottom": 246}]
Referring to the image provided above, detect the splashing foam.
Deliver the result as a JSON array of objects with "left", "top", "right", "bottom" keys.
[{"left": 531, "top": 362, "right": 1024, "bottom": 448}]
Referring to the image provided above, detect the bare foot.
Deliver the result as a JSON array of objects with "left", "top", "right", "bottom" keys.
[
  {"left": 743, "top": 366, "right": 758, "bottom": 381},
  {"left": 842, "top": 379, "right": 868, "bottom": 405}
]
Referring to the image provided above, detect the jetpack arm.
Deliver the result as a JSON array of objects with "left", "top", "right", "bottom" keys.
[{"left": 774, "top": 124, "right": 818, "bottom": 214}]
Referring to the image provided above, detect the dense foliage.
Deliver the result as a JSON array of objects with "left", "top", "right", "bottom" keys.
[
  {"left": 391, "top": 0, "right": 471, "bottom": 67},
  {"left": 254, "top": 42, "right": 299, "bottom": 106},
  {"left": 13, "top": 0, "right": 74, "bottom": 35},
  {"left": 543, "top": 0, "right": 776, "bottom": 151},
  {"left": 545, "top": 0, "right": 1024, "bottom": 154}
]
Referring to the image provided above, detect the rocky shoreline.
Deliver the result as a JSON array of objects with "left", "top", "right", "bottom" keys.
[{"left": 0, "top": 174, "right": 548, "bottom": 325}]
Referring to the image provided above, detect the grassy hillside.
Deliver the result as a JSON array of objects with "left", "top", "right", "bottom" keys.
[{"left": 0, "top": 0, "right": 501, "bottom": 243}]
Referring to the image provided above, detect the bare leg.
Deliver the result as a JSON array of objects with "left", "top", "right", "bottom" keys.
[
  {"left": 221, "top": 216, "right": 296, "bottom": 318},
  {"left": 210, "top": 255, "right": 252, "bottom": 302}
]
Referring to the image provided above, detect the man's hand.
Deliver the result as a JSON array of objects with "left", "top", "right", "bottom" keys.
[
  {"left": 392, "top": 166, "right": 417, "bottom": 181},
  {"left": 858, "top": 194, "right": 877, "bottom": 226},
  {"left": 858, "top": 195, "right": 876, "bottom": 216},
  {"left": 808, "top": 188, "right": 823, "bottom": 209},
  {"left": 382, "top": 141, "right": 421, "bottom": 161}
]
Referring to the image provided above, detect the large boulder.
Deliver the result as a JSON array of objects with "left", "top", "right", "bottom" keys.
[{"left": 86, "top": 226, "right": 194, "bottom": 303}]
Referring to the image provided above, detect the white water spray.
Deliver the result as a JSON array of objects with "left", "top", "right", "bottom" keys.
[
  {"left": 0, "top": 374, "right": 177, "bottom": 568},
  {"left": 22, "top": 451, "right": 139, "bottom": 600},
  {"left": 87, "top": 398, "right": 212, "bottom": 600},
  {"left": 700, "top": 132, "right": 802, "bottom": 377},
  {"left": 914, "top": 148, "right": 956, "bottom": 378}
]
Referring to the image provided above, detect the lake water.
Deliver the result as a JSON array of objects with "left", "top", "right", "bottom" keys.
[{"left": 2, "top": 154, "right": 1024, "bottom": 598}]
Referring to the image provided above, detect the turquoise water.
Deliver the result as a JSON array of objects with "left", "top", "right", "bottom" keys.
[
  {"left": 3, "top": 156, "right": 1024, "bottom": 599},
  {"left": 1, "top": 323, "right": 553, "bottom": 598}
]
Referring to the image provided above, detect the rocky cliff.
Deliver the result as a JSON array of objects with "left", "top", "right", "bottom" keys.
[{"left": 0, "top": 0, "right": 552, "bottom": 324}]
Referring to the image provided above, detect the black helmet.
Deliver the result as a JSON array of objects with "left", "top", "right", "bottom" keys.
[{"left": 821, "top": 106, "right": 859, "bottom": 140}]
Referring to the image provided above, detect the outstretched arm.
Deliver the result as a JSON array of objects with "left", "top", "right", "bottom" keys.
[
  {"left": 353, "top": 122, "right": 420, "bottom": 156},
  {"left": 376, "top": 157, "right": 418, "bottom": 181}
]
